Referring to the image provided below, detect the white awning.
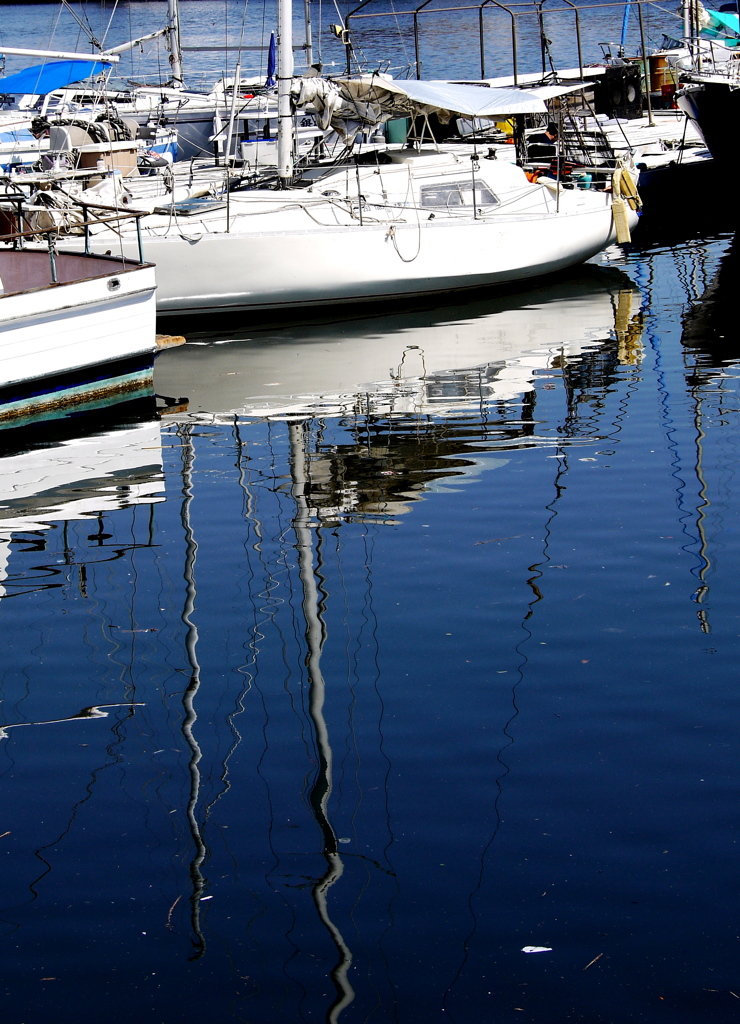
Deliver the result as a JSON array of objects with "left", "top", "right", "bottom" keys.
[
  {"left": 527, "top": 82, "right": 591, "bottom": 101},
  {"left": 292, "top": 75, "right": 549, "bottom": 139},
  {"left": 381, "top": 79, "right": 548, "bottom": 117}
]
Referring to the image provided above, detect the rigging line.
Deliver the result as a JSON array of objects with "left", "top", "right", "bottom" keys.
[
  {"left": 260, "top": 0, "right": 269, "bottom": 78},
  {"left": 237, "top": 420, "right": 306, "bottom": 959},
  {"left": 128, "top": 0, "right": 134, "bottom": 80},
  {"left": 332, "top": 525, "right": 378, "bottom": 989},
  {"left": 362, "top": 523, "right": 401, "bottom": 1022},
  {"left": 648, "top": 319, "right": 702, "bottom": 578},
  {"left": 387, "top": 0, "right": 411, "bottom": 64},
  {"left": 646, "top": 0, "right": 682, "bottom": 19},
  {"left": 237, "top": 0, "right": 251, "bottom": 53},
  {"left": 62, "top": 0, "right": 101, "bottom": 50},
  {"left": 645, "top": 251, "right": 713, "bottom": 619},
  {"left": 122, "top": 504, "right": 142, "bottom": 703},
  {"left": 200, "top": 417, "right": 256, "bottom": 819},
  {"left": 331, "top": 525, "right": 356, "bottom": 820},
  {"left": 101, "top": 0, "right": 121, "bottom": 49},
  {"left": 1, "top": 706, "right": 134, "bottom": 927},
  {"left": 45, "top": 2, "right": 66, "bottom": 55},
  {"left": 318, "top": 0, "right": 323, "bottom": 63},
  {"left": 687, "top": 380, "right": 712, "bottom": 632},
  {"left": 340, "top": 532, "right": 366, "bottom": 843}
]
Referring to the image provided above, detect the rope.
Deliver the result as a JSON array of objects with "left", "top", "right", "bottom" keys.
[
  {"left": 101, "top": 0, "right": 121, "bottom": 49},
  {"left": 388, "top": 163, "right": 421, "bottom": 262}
]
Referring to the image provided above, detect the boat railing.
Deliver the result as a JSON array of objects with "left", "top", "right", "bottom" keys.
[
  {"left": 343, "top": 0, "right": 685, "bottom": 84},
  {"left": 0, "top": 196, "right": 149, "bottom": 280},
  {"left": 682, "top": 37, "right": 740, "bottom": 81}
]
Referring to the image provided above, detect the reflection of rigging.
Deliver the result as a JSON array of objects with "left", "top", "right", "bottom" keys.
[
  {"left": 177, "top": 424, "right": 208, "bottom": 960},
  {"left": 0, "top": 702, "right": 144, "bottom": 741},
  {"left": 680, "top": 235, "right": 740, "bottom": 633},
  {"left": 688, "top": 391, "right": 712, "bottom": 633},
  {"left": 289, "top": 421, "right": 355, "bottom": 1023}
]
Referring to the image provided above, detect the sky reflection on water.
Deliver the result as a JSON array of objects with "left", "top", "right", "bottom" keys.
[{"left": 0, "top": 235, "right": 738, "bottom": 1022}]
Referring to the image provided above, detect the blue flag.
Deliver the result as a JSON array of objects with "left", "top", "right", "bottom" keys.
[{"left": 266, "top": 32, "right": 276, "bottom": 88}]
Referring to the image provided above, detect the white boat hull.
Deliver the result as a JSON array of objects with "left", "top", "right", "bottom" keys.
[
  {"left": 0, "top": 254, "right": 156, "bottom": 386},
  {"left": 0, "top": 250, "right": 157, "bottom": 414},
  {"left": 139, "top": 202, "right": 623, "bottom": 315},
  {"left": 63, "top": 150, "right": 635, "bottom": 315}
]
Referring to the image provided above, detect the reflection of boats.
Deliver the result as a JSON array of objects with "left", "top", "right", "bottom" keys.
[
  {"left": 0, "top": 418, "right": 164, "bottom": 542},
  {"left": 679, "top": 235, "right": 738, "bottom": 633},
  {"left": 0, "top": 208, "right": 157, "bottom": 422},
  {"left": 155, "top": 268, "right": 643, "bottom": 522},
  {"left": 155, "top": 267, "right": 642, "bottom": 421},
  {"left": 681, "top": 233, "right": 737, "bottom": 374}
]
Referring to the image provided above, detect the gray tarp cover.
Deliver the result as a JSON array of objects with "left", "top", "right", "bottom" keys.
[{"left": 292, "top": 76, "right": 548, "bottom": 138}]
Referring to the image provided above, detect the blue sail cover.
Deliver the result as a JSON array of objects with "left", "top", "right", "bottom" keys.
[{"left": 0, "top": 59, "right": 107, "bottom": 96}]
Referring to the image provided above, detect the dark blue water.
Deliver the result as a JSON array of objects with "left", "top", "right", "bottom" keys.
[{"left": 0, "top": 229, "right": 738, "bottom": 1023}]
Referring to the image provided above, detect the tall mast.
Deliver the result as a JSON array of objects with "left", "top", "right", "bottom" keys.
[
  {"left": 277, "top": 0, "right": 294, "bottom": 185},
  {"left": 304, "top": 0, "right": 314, "bottom": 68},
  {"left": 682, "top": 0, "right": 692, "bottom": 49},
  {"left": 167, "top": 0, "right": 185, "bottom": 89}
]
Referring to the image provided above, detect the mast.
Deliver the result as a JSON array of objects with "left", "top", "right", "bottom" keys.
[
  {"left": 682, "top": 0, "right": 693, "bottom": 53},
  {"left": 167, "top": 0, "right": 185, "bottom": 89},
  {"left": 277, "top": 0, "right": 295, "bottom": 185},
  {"left": 303, "top": 0, "right": 314, "bottom": 68}
]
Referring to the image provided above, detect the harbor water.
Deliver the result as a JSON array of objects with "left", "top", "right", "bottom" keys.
[
  {"left": 0, "top": 227, "right": 738, "bottom": 1023},
  {"left": 1, "top": 1, "right": 740, "bottom": 1021}
]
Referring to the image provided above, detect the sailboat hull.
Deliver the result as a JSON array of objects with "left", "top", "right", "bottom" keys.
[{"left": 139, "top": 203, "right": 626, "bottom": 315}]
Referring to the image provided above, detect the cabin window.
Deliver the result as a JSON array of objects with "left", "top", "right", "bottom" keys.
[{"left": 419, "top": 180, "right": 498, "bottom": 209}]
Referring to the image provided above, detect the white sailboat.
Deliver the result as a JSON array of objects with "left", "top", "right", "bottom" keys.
[{"left": 6, "top": 0, "right": 639, "bottom": 314}]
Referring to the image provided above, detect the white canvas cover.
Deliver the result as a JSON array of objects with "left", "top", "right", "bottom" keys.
[{"left": 292, "top": 75, "right": 548, "bottom": 139}]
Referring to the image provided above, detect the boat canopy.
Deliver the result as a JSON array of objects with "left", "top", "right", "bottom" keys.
[
  {"left": 526, "top": 82, "right": 591, "bottom": 101},
  {"left": 0, "top": 59, "right": 108, "bottom": 96},
  {"left": 292, "top": 75, "right": 548, "bottom": 138}
]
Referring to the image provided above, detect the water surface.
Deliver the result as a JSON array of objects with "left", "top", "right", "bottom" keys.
[{"left": 0, "top": 232, "right": 738, "bottom": 1023}]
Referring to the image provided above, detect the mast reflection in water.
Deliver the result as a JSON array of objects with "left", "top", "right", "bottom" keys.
[{"left": 3, "top": 248, "right": 740, "bottom": 1024}]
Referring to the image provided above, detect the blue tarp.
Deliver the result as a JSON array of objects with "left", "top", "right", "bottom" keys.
[{"left": 0, "top": 59, "right": 107, "bottom": 96}]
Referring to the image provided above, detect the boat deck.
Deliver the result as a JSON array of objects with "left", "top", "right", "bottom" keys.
[{"left": 0, "top": 248, "right": 140, "bottom": 295}]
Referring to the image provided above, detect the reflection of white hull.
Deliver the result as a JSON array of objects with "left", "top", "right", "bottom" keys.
[
  {"left": 155, "top": 269, "right": 641, "bottom": 419},
  {"left": 0, "top": 419, "right": 164, "bottom": 537}
]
